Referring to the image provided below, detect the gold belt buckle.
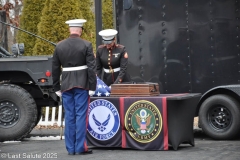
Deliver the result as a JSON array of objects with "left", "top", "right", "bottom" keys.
[{"left": 109, "top": 66, "right": 114, "bottom": 73}]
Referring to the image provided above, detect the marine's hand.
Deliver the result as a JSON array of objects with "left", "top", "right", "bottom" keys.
[
  {"left": 55, "top": 90, "right": 62, "bottom": 97},
  {"left": 89, "top": 90, "right": 95, "bottom": 96}
]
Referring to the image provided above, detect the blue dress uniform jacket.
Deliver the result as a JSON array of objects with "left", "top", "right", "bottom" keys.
[
  {"left": 52, "top": 34, "right": 96, "bottom": 92},
  {"left": 96, "top": 44, "right": 130, "bottom": 86}
]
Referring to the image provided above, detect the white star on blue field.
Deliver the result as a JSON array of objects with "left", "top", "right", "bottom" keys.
[{"left": 93, "top": 77, "right": 111, "bottom": 97}]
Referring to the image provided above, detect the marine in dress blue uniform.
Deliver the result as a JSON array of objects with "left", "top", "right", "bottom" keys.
[
  {"left": 96, "top": 29, "right": 131, "bottom": 86},
  {"left": 52, "top": 19, "right": 96, "bottom": 155}
]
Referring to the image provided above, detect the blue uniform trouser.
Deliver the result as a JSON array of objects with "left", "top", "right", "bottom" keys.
[{"left": 62, "top": 88, "right": 89, "bottom": 153}]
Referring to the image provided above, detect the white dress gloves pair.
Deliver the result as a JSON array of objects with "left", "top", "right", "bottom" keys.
[{"left": 55, "top": 90, "right": 95, "bottom": 97}]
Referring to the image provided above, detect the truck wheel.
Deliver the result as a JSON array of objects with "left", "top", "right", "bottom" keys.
[
  {"left": 35, "top": 107, "right": 42, "bottom": 126},
  {"left": 199, "top": 94, "right": 240, "bottom": 140},
  {"left": 0, "top": 84, "right": 37, "bottom": 142}
]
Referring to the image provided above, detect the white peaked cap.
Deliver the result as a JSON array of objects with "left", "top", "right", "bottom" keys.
[
  {"left": 99, "top": 29, "right": 118, "bottom": 40},
  {"left": 65, "top": 19, "right": 87, "bottom": 27}
]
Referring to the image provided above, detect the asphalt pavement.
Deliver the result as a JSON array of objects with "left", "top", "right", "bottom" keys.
[{"left": 0, "top": 128, "right": 240, "bottom": 160}]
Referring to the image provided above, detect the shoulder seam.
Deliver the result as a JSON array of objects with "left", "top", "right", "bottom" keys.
[
  {"left": 116, "top": 44, "right": 124, "bottom": 48},
  {"left": 98, "top": 45, "right": 105, "bottom": 48}
]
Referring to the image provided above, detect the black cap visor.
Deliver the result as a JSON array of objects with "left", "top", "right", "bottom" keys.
[{"left": 102, "top": 38, "right": 114, "bottom": 44}]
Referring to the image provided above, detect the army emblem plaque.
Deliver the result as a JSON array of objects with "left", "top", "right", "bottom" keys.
[{"left": 125, "top": 100, "right": 162, "bottom": 143}]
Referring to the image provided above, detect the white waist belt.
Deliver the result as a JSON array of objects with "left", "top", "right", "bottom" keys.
[
  {"left": 104, "top": 67, "right": 120, "bottom": 73},
  {"left": 62, "top": 65, "right": 88, "bottom": 71}
]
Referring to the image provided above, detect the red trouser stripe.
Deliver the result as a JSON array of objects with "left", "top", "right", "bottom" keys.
[{"left": 84, "top": 96, "right": 90, "bottom": 151}]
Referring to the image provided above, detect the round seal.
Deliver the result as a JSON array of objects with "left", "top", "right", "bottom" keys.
[
  {"left": 88, "top": 99, "right": 120, "bottom": 141},
  {"left": 125, "top": 100, "right": 162, "bottom": 143}
]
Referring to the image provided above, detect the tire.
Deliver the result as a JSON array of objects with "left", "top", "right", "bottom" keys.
[
  {"left": 0, "top": 84, "right": 38, "bottom": 142},
  {"left": 199, "top": 94, "right": 240, "bottom": 140},
  {"left": 35, "top": 107, "right": 42, "bottom": 126}
]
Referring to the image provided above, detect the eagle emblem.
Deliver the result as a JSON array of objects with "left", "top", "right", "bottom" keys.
[
  {"left": 112, "top": 53, "right": 120, "bottom": 58},
  {"left": 125, "top": 100, "right": 162, "bottom": 143},
  {"left": 92, "top": 114, "right": 111, "bottom": 132},
  {"left": 135, "top": 109, "right": 152, "bottom": 134}
]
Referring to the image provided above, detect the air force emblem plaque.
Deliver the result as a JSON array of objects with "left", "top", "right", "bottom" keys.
[{"left": 88, "top": 99, "right": 120, "bottom": 141}]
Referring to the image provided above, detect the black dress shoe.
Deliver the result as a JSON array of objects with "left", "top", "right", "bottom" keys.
[
  {"left": 75, "top": 149, "right": 93, "bottom": 155},
  {"left": 68, "top": 152, "right": 75, "bottom": 155}
]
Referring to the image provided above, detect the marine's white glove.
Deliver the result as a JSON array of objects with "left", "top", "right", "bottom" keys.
[
  {"left": 109, "top": 86, "right": 111, "bottom": 89},
  {"left": 55, "top": 90, "right": 62, "bottom": 97},
  {"left": 89, "top": 90, "right": 95, "bottom": 96}
]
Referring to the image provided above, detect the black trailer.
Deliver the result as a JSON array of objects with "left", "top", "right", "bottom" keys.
[{"left": 108, "top": 0, "right": 240, "bottom": 139}]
